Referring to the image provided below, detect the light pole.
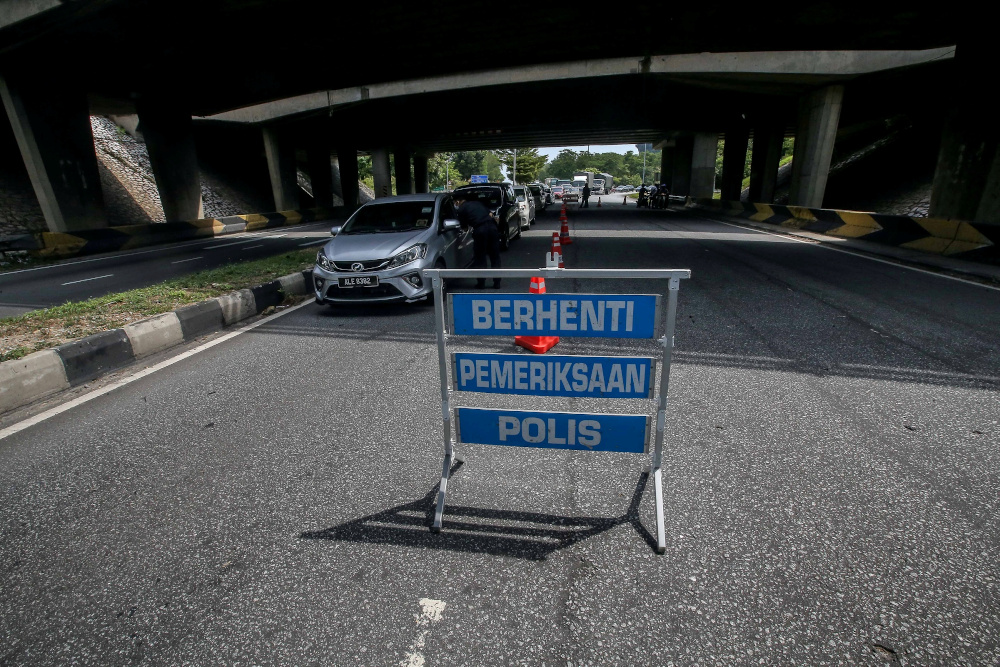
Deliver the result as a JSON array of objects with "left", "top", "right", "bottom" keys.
[
  {"left": 512, "top": 148, "right": 517, "bottom": 185},
  {"left": 642, "top": 147, "right": 646, "bottom": 185}
]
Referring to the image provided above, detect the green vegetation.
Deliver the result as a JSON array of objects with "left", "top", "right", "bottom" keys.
[
  {"left": 540, "top": 149, "right": 657, "bottom": 186},
  {"left": 0, "top": 249, "right": 317, "bottom": 363}
]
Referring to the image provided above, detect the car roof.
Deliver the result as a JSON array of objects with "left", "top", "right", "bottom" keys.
[{"left": 362, "top": 193, "right": 443, "bottom": 203}]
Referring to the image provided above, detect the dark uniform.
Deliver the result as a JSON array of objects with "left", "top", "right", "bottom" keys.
[
  {"left": 581, "top": 183, "right": 591, "bottom": 207},
  {"left": 455, "top": 197, "right": 501, "bottom": 288}
]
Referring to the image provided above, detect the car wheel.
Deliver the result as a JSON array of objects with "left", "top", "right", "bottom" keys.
[{"left": 499, "top": 221, "right": 510, "bottom": 250}]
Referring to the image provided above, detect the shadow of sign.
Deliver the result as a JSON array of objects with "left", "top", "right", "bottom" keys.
[{"left": 300, "top": 463, "right": 659, "bottom": 560}]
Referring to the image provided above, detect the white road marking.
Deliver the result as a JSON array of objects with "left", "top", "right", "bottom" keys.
[
  {"left": 298, "top": 238, "right": 330, "bottom": 247},
  {"left": 171, "top": 256, "right": 203, "bottom": 264},
  {"left": 242, "top": 245, "right": 264, "bottom": 250},
  {"left": 0, "top": 225, "right": 328, "bottom": 279},
  {"left": 400, "top": 599, "right": 447, "bottom": 667},
  {"left": 703, "top": 215, "right": 1000, "bottom": 292},
  {"left": 0, "top": 297, "right": 316, "bottom": 441},
  {"left": 61, "top": 274, "right": 113, "bottom": 286},
  {"left": 204, "top": 233, "right": 288, "bottom": 249}
]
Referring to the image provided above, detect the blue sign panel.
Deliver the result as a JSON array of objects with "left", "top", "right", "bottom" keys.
[
  {"left": 450, "top": 294, "right": 658, "bottom": 338},
  {"left": 470, "top": 175, "right": 489, "bottom": 183},
  {"left": 456, "top": 408, "right": 648, "bottom": 453},
  {"left": 453, "top": 353, "right": 654, "bottom": 398}
]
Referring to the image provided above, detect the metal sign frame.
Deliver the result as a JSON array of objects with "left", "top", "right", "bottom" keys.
[{"left": 424, "top": 267, "right": 691, "bottom": 554}]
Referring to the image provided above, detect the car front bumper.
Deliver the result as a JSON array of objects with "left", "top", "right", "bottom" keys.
[{"left": 312, "top": 262, "right": 432, "bottom": 304}]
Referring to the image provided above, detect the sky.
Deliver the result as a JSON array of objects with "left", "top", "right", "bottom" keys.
[{"left": 537, "top": 144, "right": 644, "bottom": 162}]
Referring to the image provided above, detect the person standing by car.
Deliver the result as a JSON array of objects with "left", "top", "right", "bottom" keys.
[
  {"left": 581, "top": 182, "right": 591, "bottom": 208},
  {"left": 454, "top": 192, "right": 501, "bottom": 289}
]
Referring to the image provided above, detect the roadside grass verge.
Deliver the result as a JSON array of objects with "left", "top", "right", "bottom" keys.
[{"left": 0, "top": 249, "right": 317, "bottom": 363}]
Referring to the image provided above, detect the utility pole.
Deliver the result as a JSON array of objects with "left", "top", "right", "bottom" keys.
[
  {"left": 642, "top": 147, "right": 646, "bottom": 185},
  {"left": 513, "top": 148, "right": 517, "bottom": 185}
]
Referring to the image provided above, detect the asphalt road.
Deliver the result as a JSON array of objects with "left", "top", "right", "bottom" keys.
[
  {"left": 0, "top": 221, "right": 338, "bottom": 318},
  {"left": 2, "top": 203, "right": 999, "bottom": 665}
]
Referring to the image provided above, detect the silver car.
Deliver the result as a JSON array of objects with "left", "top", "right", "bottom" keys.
[{"left": 312, "top": 193, "right": 474, "bottom": 305}]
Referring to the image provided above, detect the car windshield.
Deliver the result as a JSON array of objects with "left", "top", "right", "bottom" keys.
[
  {"left": 457, "top": 187, "right": 502, "bottom": 209},
  {"left": 528, "top": 185, "right": 541, "bottom": 194},
  {"left": 340, "top": 201, "right": 435, "bottom": 234}
]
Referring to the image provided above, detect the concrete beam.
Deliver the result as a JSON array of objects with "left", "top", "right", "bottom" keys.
[
  {"left": 262, "top": 127, "right": 299, "bottom": 211},
  {"left": 137, "top": 101, "right": 203, "bottom": 222},
  {"left": 337, "top": 146, "right": 359, "bottom": 207},
  {"left": 720, "top": 124, "right": 749, "bottom": 201},
  {"left": 748, "top": 121, "right": 783, "bottom": 203},
  {"left": 203, "top": 48, "right": 955, "bottom": 124},
  {"left": 788, "top": 85, "right": 843, "bottom": 208},
  {"left": 394, "top": 149, "right": 412, "bottom": 195},
  {"left": 0, "top": 75, "right": 106, "bottom": 232},
  {"left": 372, "top": 148, "right": 391, "bottom": 199},
  {"left": 413, "top": 155, "right": 429, "bottom": 194},
  {"left": 690, "top": 132, "right": 719, "bottom": 199},
  {"left": 670, "top": 136, "right": 693, "bottom": 196}
]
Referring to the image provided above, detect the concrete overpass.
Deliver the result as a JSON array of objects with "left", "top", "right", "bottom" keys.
[{"left": 0, "top": 1, "right": 992, "bottom": 233}]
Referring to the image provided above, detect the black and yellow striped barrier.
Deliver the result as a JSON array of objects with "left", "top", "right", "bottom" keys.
[
  {"left": 0, "top": 207, "right": 343, "bottom": 259},
  {"left": 686, "top": 199, "right": 1000, "bottom": 263}
]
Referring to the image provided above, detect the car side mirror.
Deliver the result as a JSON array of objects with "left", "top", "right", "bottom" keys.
[
  {"left": 330, "top": 226, "right": 342, "bottom": 236},
  {"left": 442, "top": 219, "right": 461, "bottom": 232}
]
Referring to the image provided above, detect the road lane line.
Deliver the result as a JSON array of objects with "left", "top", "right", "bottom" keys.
[
  {"left": 171, "top": 257, "right": 203, "bottom": 264},
  {"left": 0, "top": 297, "right": 316, "bottom": 441},
  {"left": 242, "top": 245, "right": 263, "bottom": 250},
  {"left": 702, "top": 215, "right": 1000, "bottom": 293},
  {"left": 298, "top": 239, "right": 329, "bottom": 247},
  {"left": 400, "top": 599, "right": 447, "bottom": 667},
  {"left": 203, "top": 233, "right": 288, "bottom": 250},
  {"left": 61, "top": 274, "right": 113, "bottom": 286}
]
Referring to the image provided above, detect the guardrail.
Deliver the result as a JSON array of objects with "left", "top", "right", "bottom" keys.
[
  {"left": 686, "top": 198, "right": 1000, "bottom": 263},
  {"left": 0, "top": 207, "right": 346, "bottom": 259}
]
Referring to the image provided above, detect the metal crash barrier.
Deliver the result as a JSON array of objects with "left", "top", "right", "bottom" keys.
[{"left": 423, "top": 267, "right": 691, "bottom": 554}]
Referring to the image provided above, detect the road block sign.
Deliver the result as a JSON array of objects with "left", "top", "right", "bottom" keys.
[
  {"left": 452, "top": 352, "right": 655, "bottom": 398},
  {"left": 455, "top": 408, "right": 649, "bottom": 453},
  {"left": 423, "top": 267, "right": 691, "bottom": 554},
  {"left": 450, "top": 293, "right": 660, "bottom": 338},
  {"left": 470, "top": 174, "right": 489, "bottom": 183}
]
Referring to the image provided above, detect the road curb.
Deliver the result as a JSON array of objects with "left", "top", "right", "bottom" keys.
[{"left": 0, "top": 269, "right": 312, "bottom": 416}]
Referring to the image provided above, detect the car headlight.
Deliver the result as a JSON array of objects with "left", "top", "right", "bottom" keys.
[
  {"left": 387, "top": 243, "right": 427, "bottom": 269},
  {"left": 316, "top": 250, "right": 334, "bottom": 271}
]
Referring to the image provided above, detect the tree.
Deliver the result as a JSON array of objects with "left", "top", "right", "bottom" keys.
[
  {"left": 540, "top": 149, "right": 579, "bottom": 180},
  {"left": 493, "top": 148, "right": 547, "bottom": 183}
]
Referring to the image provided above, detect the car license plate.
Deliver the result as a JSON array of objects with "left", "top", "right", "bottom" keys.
[{"left": 338, "top": 275, "right": 379, "bottom": 288}]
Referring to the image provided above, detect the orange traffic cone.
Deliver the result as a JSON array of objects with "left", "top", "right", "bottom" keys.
[
  {"left": 560, "top": 217, "right": 572, "bottom": 245},
  {"left": 547, "top": 232, "right": 564, "bottom": 268},
  {"left": 514, "top": 277, "right": 559, "bottom": 354},
  {"left": 597, "top": 197, "right": 602, "bottom": 207}
]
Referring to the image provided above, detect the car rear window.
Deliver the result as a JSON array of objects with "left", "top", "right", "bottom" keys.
[
  {"left": 528, "top": 185, "right": 541, "bottom": 194},
  {"left": 457, "top": 187, "right": 502, "bottom": 208},
  {"left": 340, "top": 201, "right": 435, "bottom": 234}
]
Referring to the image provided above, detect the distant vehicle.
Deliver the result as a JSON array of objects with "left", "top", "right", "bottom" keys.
[
  {"left": 544, "top": 177, "right": 559, "bottom": 187},
  {"left": 552, "top": 186, "right": 564, "bottom": 200},
  {"left": 614, "top": 184, "right": 634, "bottom": 193},
  {"left": 313, "top": 193, "right": 474, "bottom": 306},
  {"left": 512, "top": 185, "right": 535, "bottom": 229},
  {"left": 527, "top": 183, "right": 547, "bottom": 211},
  {"left": 540, "top": 183, "right": 553, "bottom": 205},
  {"left": 596, "top": 172, "right": 614, "bottom": 193},
  {"left": 557, "top": 179, "right": 573, "bottom": 187},
  {"left": 593, "top": 179, "right": 605, "bottom": 195},
  {"left": 562, "top": 186, "right": 580, "bottom": 203},
  {"left": 452, "top": 183, "right": 523, "bottom": 250},
  {"left": 573, "top": 171, "right": 595, "bottom": 189}
]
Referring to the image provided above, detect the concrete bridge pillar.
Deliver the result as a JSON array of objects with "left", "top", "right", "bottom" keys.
[
  {"left": 749, "top": 121, "right": 784, "bottom": 203},
  {"left": 137, "top": 100, "right": 203, "bottom": 221},
  {"left": 262, "top": 127, "right": 299, "bottom": 211},
  {"left": 0, "top": 75, "right": 106, "bottom": 232},
  {"left": 670, "top": 136, "right": 693, "bottom": 197},
  {"left": 336, "top": 146, "right": 359, "bottom": 207},
  {"left": 659, "top": 146, "right": 673, "bottom": 188},
  {"left": 930, "top": 42, "right": 1000, "bottom": 222},
  {"left": 720, "top": 123, "right": 750, "bottom": 201},
  {"left": 413, "top": 154, "right": 429, "bottom": 193},
  {"left": 307, "top": 144, "right": 334, "bottom": 208},
  {"left": 690, "top": 132, "right": 719, "bottom": 199},
  {"left": 372, "top": 148, "right": 391, "bottom": 198},
  {"left": 788, "top": 85, "right": 843, "bottom": 208},
  {"left": 394, "top": 149, "right": 412, "bottom": 195}
]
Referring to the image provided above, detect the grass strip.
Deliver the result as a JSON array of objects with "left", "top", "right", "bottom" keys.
[{"left": 0, "top": 248, "right": 317, "bottom": 363}]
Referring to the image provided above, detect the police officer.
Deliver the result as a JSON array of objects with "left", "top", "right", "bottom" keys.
[
  {"left": 581, "top": 182, "right": 591, "bottom": 208},
  {"left": 453, "top": 192, "right": 501, "bottom": 289}
]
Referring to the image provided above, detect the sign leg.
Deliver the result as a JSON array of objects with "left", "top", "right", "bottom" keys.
[
  {"left": 653, "top": 466, "right": 666, "bottom": 554},
  {"left": 431, "top": 452, "right": 453, "bottom": 532}
]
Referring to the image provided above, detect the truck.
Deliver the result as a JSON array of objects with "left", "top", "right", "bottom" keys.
[
  {"left": 596, "top": 172, "right": 614, "bottom": 194},
  {"left": 572, "top": 171, "right": 594, "bottom": 190}
]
